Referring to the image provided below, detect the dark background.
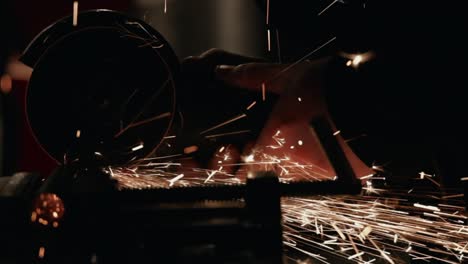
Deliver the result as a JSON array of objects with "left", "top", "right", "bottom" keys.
[{"left": 1, "top": 0, "right": 467, "bottom": 187}]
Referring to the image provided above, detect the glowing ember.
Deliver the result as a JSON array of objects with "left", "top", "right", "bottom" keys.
[
  {"left": 32, "top": 193, "right": 65, "bottom": 226},
  {"left": 262, "top": 82, "right": 266, "bottom": 101},
  {"left": 131, "top": 144, "right": 144, "bottom": 152},
  {"left": 73, "top": 1, "right": 79, "bottom": 26},
  {"left": 267, "top": 29, "right": 271, "bottom": 52},
  {"left": 318, "top": 0, "right": 344, "bottom": 16},
  {"left": 38, "top": 246, "right": 45, "bottom": 259},
  {"left": 246, "top": 101, "right": 257, "bottom": 110},
  {"left": 266, "top": 0, "right": 270, "bottom": 25}
]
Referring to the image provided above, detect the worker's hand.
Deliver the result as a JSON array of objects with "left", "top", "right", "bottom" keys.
[{"left": 182, "top": 49, "right": 372, "bottom": 179}]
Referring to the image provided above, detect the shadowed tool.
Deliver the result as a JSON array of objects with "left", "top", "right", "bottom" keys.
[{"left": 1, "top": 10, "right": 361, "bottom": 264}]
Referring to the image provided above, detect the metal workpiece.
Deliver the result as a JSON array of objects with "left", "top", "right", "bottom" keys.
[{"left": 115, "top": 178, "right": 361, "bottom": 203}]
